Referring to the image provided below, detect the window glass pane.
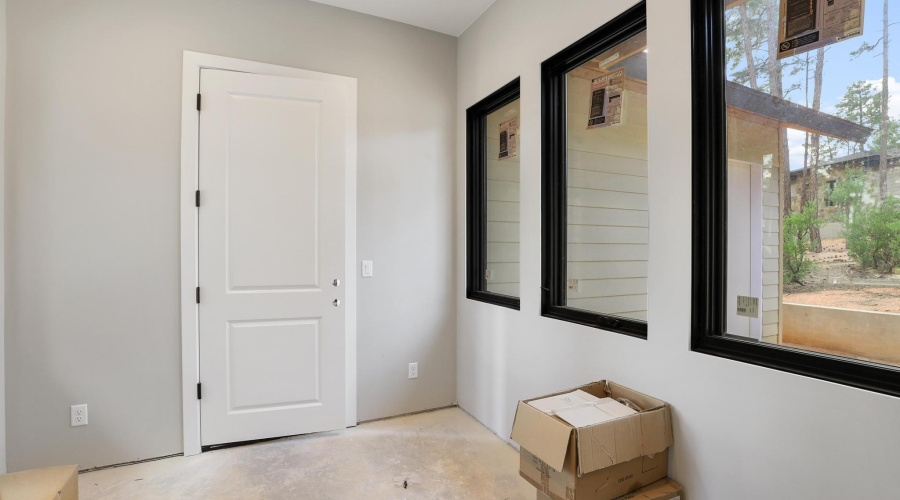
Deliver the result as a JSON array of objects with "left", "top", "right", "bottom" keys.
[
  {"left": 485, "top": 99, "right": 521, "bottom": 297},
  {"left": 724, "top": 0, "right": 900, "bottom": 368},
  {"left": 564, "top": 31, "right": 649, "bottom": 321}
]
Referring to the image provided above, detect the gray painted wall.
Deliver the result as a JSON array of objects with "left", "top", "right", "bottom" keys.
[
  {"left": 6, "top": 0, "right": 457, "bottom": 471},
  {"left": 456, "top": 0, "right": 900, "bottom": 498}
]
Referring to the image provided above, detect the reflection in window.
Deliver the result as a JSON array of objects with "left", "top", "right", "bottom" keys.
[
  {"left": 485, "top": 100, "right": 521, "bottom": 298},
  {"left": 724, "top": 0, "right": 900, "bottom": 367},
  {"left": 565, "top": 32, "right": 648, "bottom": 321}
]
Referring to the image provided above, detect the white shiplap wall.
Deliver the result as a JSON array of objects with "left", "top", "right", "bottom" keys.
[
  {"left": 485, "top": 100, "right": 521, "bottom": 297},
  {"left": 761, "top": 155, "right": 781, "bottom": 343},
  {"left": 565, "top": 76, "right": 648, "bottom": 320}
]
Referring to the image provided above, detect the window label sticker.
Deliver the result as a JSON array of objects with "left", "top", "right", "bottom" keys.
[
  {"left": 587, "top": 68, "right": 625, "bottom": 129},
  {"left": 498, "top": 117, "right": 518, "bottom": 160},
  {"left": 737, "top": 296, "right": 760, "bottom": 318},
  {"left": 777, "top": 0, "right": 865, "bottom": 59}
]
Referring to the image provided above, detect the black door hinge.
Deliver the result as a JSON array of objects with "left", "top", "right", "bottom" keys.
[
  {"left": 196, "top": 286, "right": 200, "bottom": 304},
  {"left": 196, "top": 93, "right": 202, "bottom": 111},
  {"left": 195, "top": 190, "right": 200, "bottom": 208},
  {"left": 197, "top": 383, "right": 202, "bottom": 400}
]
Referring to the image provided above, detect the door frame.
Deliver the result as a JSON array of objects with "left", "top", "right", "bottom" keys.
[{"left": 179, "top": 51, "right": 358, "bottom": 456}]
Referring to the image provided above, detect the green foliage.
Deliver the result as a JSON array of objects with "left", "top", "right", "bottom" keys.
[
  {"left": 827, "top": 167, "right": 868, "bottom": 223},
  {"left": 844, "top": 197, "right": 900, "bottom": 274},
  {"left": 783, "top": 203, "right": 824, "bottom": 284},
  {"left": 830, "top": 81, "right": 900, "bottom": 153},
  {"left": 872, "top": 117, "right": 900, "bottom": 151},
  {"left": 834, "top": 82, "right": 881, "bottom": 153}
]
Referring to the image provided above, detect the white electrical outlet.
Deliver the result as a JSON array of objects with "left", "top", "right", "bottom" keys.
[
  {"left": 71, "top": 404, "right": 88, "bottom": 427},
  {"left": 408, "top": 362, "right": 418, "bottom": 379}
]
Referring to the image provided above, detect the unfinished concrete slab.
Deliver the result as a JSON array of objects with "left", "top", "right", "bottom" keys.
[{"left": 79, "top": 407, "right": 533, "bottom": 500}]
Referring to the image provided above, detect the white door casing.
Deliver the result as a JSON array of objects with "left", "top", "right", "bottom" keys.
[
  {"left": 726, "top": 160, "right": 763, "bottom": 340},
  {"left": 180, "top": 52, "right": 357, "bottom": 455}
]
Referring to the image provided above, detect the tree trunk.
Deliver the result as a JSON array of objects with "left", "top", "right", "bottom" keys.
[
  {"left": 810, "top": 47, "right": 825, "bottom": 252},
  {"left": 801, "top": 54, "right": 811, "bottom": 211},
  {"left": 879, "top": 0, "right": 890, "bottom": 202},
  {"left": 766, "top": 0, "right": 792, "bottom": 216},
  {"left": 802, "top": 132, "right": 810, "bottom": 208},
  {"left": 739, "top": 3, "right": 759, "bottom": 90}
]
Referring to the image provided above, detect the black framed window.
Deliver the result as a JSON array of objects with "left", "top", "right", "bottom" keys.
[
  {"left": 541, "top": 2, "right": 648, "bottom": 338},
  {"left": 692, "top": 0, "right": 900, "bottom": 397},
  {"left": 467, "top": 78, "right": 521, "bottom": 310}
]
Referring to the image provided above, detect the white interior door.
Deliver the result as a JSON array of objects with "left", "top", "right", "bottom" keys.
[
  {"left": 727, "top": 160, "right": 763, "bottom": 340},
  {"left": 199, "top": 68, "right": 348, "bottom": 446}
]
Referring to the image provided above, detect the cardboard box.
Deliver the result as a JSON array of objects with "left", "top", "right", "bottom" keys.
[
  {"left": 0, "top": 465, "right": 79, "bottom": 500},
  {"left": 615, "top": 478, "right": 683, "bottom": 499},
  {"left": 512, "top": 381, "right": 673, "bottom": 500},
  {"left": 537, "top": 478, "right": 683, "bottom": 500}
]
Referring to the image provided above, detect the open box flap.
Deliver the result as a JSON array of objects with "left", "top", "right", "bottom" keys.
[
  {"left": 510, "top": 401, "right": 573, "bottom": 472},
  {"left": 575, "top": 405, "right": 673, "bottom": 476}
]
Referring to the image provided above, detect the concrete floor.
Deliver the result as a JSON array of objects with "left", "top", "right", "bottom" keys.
[{"left": 79, "top": 407, "right": 535, "bottom": 500}]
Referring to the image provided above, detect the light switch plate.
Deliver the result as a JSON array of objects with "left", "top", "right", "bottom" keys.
[{"left": 362, "top": 260, "right": 373, "bottom": 278}]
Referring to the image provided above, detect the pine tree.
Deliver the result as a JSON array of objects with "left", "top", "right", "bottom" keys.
[
  {"left": 834, "top": 81, "right": 881, "bottom": 154},
  {"left": 805, "top": 47, "right": 826, "bottom": 252},
  {"left": 851, "top": 0, "right": 892, "bottom": 202}
]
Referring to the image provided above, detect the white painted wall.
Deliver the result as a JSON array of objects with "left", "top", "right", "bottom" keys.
[
  {"left": 5, "top": 0, "right": 457, "bottom": 471},
  {"left": 456, "top": 1, "right": 900, "bottom": 498}
]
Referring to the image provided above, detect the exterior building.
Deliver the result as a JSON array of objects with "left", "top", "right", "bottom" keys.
[{"left": 789, "top": 149, "right": 900, "bottom": 219}]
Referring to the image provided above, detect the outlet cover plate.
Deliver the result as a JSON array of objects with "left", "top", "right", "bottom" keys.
[
  {"left": 408, "top": 362, "right": 418, "bottom": 379},
  {"left": 71, "top": 404, "right": 88, "bottom": 427}
]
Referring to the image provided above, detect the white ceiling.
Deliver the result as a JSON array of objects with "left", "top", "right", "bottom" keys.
[{"left": 310, "top": 0, "right": 496, "bottom": 36}]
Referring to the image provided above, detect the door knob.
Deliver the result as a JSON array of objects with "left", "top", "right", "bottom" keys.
[
  {"left": 333, "top": 278, "right": 341, "bottom": 287},
  {"left": 333, "top": 299, "right": 341, "bottom": 307}
]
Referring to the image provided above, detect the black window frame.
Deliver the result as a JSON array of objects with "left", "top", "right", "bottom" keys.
[
  {"left": 540, "top": 2, "right": 648, "bottom": 339},
  {"left": 466, "top": 77, "right": 521, "bottom": 310},
  {"left": 691, "top": 0, "right": 900, "bottom": 397}
]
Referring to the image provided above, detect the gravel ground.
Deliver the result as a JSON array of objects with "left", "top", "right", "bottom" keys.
[{"left": 783, "top": 238, "right": 900, "bottom": 313}]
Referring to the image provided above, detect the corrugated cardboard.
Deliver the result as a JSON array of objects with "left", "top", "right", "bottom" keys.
[
  {"left": 0, "top": 465, "right": 79, "bottom": 500},
  {"left": 537, "top": 478, "right": 683, "bottom": 500},
  {"left": 510, "top": 400, "right": 574, "bottom": 472},
  {"left": 522, "top": 447, "right": 667, "bottom": 500},
  {"left": 615, "top": 478, "right": 683, "bottom": 499},
  {"left": 512, "top": 381, "right": 674, "bottom": 500},
  {"left": 511, "top": 380, "right": 673, "bottom": 476}
]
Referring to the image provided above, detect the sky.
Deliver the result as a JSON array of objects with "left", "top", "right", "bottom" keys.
[{"left": 726, "top": 0, "right": 900, "bottom": 171}]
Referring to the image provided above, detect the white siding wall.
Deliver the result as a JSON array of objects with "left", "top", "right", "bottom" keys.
[
  {"left": 485, "top": 100, "right": 521, "bottom": 296},
  {"left": 565, "top": 75, "right": 648, "bottom": 320},
  {"left": 762, "top": 155, "right": 782, "bottom": 343}
]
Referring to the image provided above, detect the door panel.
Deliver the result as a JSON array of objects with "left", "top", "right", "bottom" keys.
[
  {"left": 227, "top": 95, "right": 321, "bottom": 290},
  {"left": 199, "top": 69, "right": 347, "bottom": 446},
  {"left": 227, "top": 319, "right": 320, "bottom": 411}
]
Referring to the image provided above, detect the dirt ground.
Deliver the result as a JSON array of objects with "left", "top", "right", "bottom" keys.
[{"left": 783, "top": 238, "right": 900, "bottom": 313}]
